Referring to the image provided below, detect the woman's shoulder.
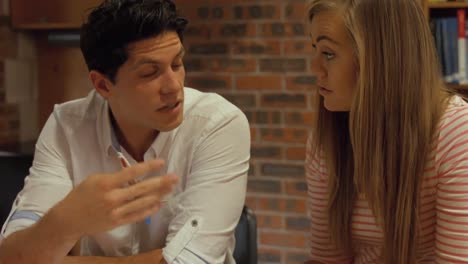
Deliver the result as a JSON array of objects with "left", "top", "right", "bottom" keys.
[
  {"left": 438, "top": 96, "right": 468, "bottom": 135},
  {"left": 305, "top": 132, "right": 329, "bottom": 182},
  {"left": 441, "top": 95, "right": 468, "bottom": 121},
  {"left": 434, "top": 95, "right": 468, "bottom": 172}
]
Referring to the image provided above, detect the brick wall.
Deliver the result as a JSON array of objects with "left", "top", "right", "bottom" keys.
[
  {"left": 177, "top": 1, "right": 316, "bottom": 263},
  {"left": 0, "top": 0, "right": 39, "bottom": 150}
]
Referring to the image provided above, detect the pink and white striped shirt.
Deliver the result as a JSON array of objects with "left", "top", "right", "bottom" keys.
[{"left": 306, "top": 96, "right": 468, "bottom": 263}]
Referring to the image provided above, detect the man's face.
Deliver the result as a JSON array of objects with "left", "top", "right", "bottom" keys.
[{"left": 104, "top": 31, "right": 185, "bottom": 133}]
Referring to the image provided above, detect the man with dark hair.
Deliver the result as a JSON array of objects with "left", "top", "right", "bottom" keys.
[{"left": 0, "top": 1, "right": 250, "bottom": 263}]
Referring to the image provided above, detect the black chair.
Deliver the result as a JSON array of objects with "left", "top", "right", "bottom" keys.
[
  {"left": 233, "top": 206, "right": 257, "bottom": 264},
  {"left": 0, "top": 152, "right": 33, "bottom": 226}
]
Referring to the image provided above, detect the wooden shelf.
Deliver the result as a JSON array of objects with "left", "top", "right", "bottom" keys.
[
  {"left": 11, "top": 0, "right": 99, "bottom": 30},
  {"left": 447, "top": 83, "right": 468, "bottom": 91},
  {"left": 14, "top": 23, "right": 80, "bottom": 30},
  {"left": 428, "top": 2, "right": 468, "bottom": 9}
]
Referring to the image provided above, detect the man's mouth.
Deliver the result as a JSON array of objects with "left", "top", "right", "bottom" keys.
[{"left": 157, "top": 101, "right": 181, "bottom": 111}]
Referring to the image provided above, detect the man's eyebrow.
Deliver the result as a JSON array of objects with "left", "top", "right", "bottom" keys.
[
  {"left": 176, "top": 47, "right": 186, "bottom": 58},
  {"left": 132, "top": 47, "right": 185, "bottom": 69}
]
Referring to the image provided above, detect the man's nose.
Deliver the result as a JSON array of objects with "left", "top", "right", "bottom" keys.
[{"left": 160, "top": 69, "right": 182, "bottom": 94}]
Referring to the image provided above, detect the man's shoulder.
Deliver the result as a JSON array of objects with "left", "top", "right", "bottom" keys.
[
  {"left": 52, "top": 90, "right": 103, "bottom": 127},
  {"left": 184, "top": 87, "right": 245, "bottom": 122}
]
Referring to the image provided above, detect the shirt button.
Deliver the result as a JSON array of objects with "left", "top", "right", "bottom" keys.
[{"left": 191, "top": 219, "right": 198, "bottom": 227}]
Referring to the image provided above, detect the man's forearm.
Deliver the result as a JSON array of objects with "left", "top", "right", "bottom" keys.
[
  {"left": 0, "top": 209, "right": 78, "bottom": 264},
  {"left": 63, "top": 249, "right": 166, "bottom": 264}
]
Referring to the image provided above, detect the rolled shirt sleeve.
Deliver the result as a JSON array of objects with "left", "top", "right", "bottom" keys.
[
  {"left": 1, "top": 111, "right": 72, "bottom": 239},
  {"left": 162, "top": 110, "right": 250, "bottom": 263}
]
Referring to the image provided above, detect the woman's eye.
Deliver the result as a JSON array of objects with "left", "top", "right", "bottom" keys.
[{"left": 323, "top": 52, "right": 335, "bottom": 60}]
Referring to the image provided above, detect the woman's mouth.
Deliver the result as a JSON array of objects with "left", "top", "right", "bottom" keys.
[{"left": 318, "top": 86, "right": 332, "bottom": 94}]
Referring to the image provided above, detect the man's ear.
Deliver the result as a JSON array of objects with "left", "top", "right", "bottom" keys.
[{"left": 89, "top": 70, "right": 113, "bottom": 99}]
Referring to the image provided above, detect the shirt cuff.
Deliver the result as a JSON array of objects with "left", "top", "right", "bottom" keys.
[
  {"left": 163, "top": 215, "right": 208, "bottom": 264},
  {"left": 1, "top": 210, "right": 41, "bottom": 238}
]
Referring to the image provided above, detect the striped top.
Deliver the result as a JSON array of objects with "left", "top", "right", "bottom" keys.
[{"left": 306, "top": 96, "right": 468, "bottom": 263}]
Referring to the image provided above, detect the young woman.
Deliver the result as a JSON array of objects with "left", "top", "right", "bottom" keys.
[{"left": 305, "top": 0, "right": 468, "bottom": 263}]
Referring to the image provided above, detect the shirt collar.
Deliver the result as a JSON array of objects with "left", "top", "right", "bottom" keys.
[{"left": 97, "top": 99, "right": 174, "bottom": 158}]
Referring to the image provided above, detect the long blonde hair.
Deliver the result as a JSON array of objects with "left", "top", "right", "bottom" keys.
[{"left": 308, "top": 0, "right": 451, "bottom": 263}]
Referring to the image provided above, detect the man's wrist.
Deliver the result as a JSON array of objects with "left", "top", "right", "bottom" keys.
[{"left": 40, "top": 203, "right": 83, "bottom": 244}]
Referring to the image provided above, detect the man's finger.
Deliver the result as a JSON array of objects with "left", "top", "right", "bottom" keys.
[
  {"left": 119, "top": 202, "right": 162, "bottom": 226},
  {"left": 111, "top": 194, "right": 162, "bottom": 219},
  {"left": 110, "top": 159, "right": 166, "bottom": 186},
  {"left": 122, "top": 174, "right": 178, "bottom": 199}
]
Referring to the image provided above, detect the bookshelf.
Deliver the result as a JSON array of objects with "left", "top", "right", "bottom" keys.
[
  {"left": 425, "top": 0, "right": 468, "bottom": 95},
  {"left": 428, "top": 2, "right": 468, "bottom": 9},
  {"left": 10, "top": 0, "right": 99, "bottom": 29}
]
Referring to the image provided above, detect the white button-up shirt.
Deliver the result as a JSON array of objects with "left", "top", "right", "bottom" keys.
[{"left": 0, "top": 87, "right": 250, "bottom": 264}]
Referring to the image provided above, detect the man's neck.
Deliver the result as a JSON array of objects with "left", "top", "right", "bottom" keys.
[{"left": 110, "top": 113, "right": 158, "bottom": 162}]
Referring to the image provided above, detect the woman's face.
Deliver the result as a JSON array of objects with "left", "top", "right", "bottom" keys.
[{"left": 309, "top": 10, "right": 358, "bottom": 112}]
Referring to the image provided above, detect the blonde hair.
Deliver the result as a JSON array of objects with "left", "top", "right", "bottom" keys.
[{"left": 308, "top": 0, "right": 451, "bottom": 263}]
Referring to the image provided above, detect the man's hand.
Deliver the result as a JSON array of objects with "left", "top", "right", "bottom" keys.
[{"left": 54, "top": 159, "right": 178, "bottom": 238}]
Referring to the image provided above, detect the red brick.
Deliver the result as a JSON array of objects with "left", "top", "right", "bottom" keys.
[
  {"left": 260, "top": 128, "right": 308, "bottom": 143},
  {"left": 245, "top": 196, "right": 257, "bottom": 210},
  {"left": 209, "top": 58, "right": 257, "bottom": 72},
  {"left": 221, "top": 93, "right": 257, "bottom": 108},
  {"left": 286, "top": 75, "right": 317, "bottom": 90},
  {"left": 212, "top": 23, "right": 257, "bottom": 38},
  {"left": 286, "top": 216, "right": 310, "bottom": 231},
  {"left": 261, "top": 93, "right": 307, "bottom": 108},
  {"left": 256, "top": 214, "right": 283, "bottom": 229},
  {"left": 250, "top": 127, "right": 257, "bottom": 142},
  {"left": 284, "top": 40, "right": 314, "bottom": 55},
  {"left": 258, "top": 248, "right": 281, "bottom": 263},
  {"left": 257, "top": 197, "right": 307, "bottom": 214},
  {"left": 244, "top": 110, "right": 282, "bottom": 124},
  {"left": 286, "top": 251, "right": 311, "bottom": 264},
  {"left": 186, "top": 75, "right": 232, "bottom": 90},
  {"left": 285, "top": 180, "right": 308, "bottom": 196},
  {"left": 260, "top": 232, "right": 307, "bottom": 248},
  {"left": 286, "top": 146, "right": 307, "bottom": 161},
  {"left": 178, "top": 5, "right": 204, "bottom": 21},
  {"left": 232, "top": 40, "right": 281, "bottom": 55},
  {"left": 236, "top": 75, "right": 282, "bottom": 90},
  {"left": 285, "top": 111, "right": 315, "bottom": 126},
  {"left": 259, "top": 22, "right": 306, "bottom": 37},
  {"left": 187, "top": 42, "right": 228, "bottom": 55},
  {"left": 260, "top": 58, "right": 307, "bottom": 72},
  {"left": 251, "top": 145, "right": 282, "bottom": 159},
  {"left": 184, "top": 24, "right": 212, "bottom": 40},
  {"left": 285, "top": 3, "right": 309, "bottom": 20},
  {"left": 232, "top": 4, "right": 281, "bottom": 20}
]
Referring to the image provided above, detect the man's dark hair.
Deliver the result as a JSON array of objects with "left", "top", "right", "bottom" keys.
[{"left": 80, "top": 0, "right": 188, "bottom": 82}]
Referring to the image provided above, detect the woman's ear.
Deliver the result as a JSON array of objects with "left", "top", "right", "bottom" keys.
[{"left": 89, "top": 70, "right": 113, "bottom": 99}]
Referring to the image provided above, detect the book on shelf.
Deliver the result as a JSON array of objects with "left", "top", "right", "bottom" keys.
[
  {"left": 428, "top": 0, "right": 468, "bottom": 3},
  {"left": 432, "top": 8, "right": 468, "bottom": 84}
]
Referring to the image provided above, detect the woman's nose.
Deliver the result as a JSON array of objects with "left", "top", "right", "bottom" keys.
[{"left": 310, "top": 56, "right": 326, "bottom": 81}]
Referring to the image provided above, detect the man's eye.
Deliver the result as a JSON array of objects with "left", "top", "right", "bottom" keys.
[
  {"left": 140, "top": 70, "right": 158, "bottom": 78},
  {"left": 172, "top": 64, "right": 183, "bottom": 70}
]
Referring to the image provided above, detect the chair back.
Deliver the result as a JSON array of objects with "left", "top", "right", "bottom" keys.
[{"left": 233, "top": 206, "right": 257, "bottom": 264}]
